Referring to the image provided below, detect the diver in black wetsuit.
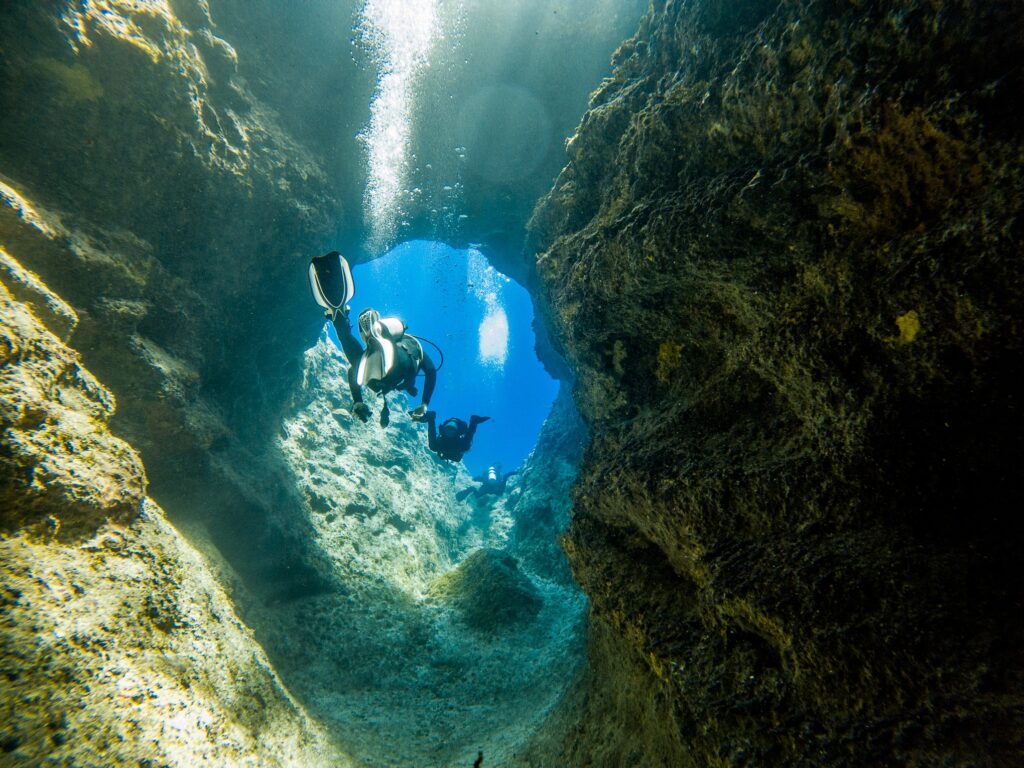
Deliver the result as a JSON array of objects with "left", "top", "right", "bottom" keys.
[
  {"left": 425, "top": 412, "right": 489, "bottom": 462},
  {"left": 456, "top": 464, "right": 519, "bottom": 502},
  {"left": 336, "top": 307, "right": 437, "bottom": 426},
  {"left": 310, "top": 251, "right": 437, "bottom": 427}
]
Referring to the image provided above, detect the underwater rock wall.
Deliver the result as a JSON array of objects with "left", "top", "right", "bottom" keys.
[
  {"left": 0, "top": 0, "right": 345, "bottom": 595},
  {"left": 0, "top": 256, "right": 346, "bottom": 767},
  {"left": 235, "top": 334, "right": 587, "bottom": 768},
  {"left": 530, "top": 0, "right": 1024, "bottom": 765}
]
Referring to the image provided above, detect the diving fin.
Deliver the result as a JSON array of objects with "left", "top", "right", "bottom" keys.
[{"left": 309, "top": 251, "right": 355, "bottom": 318}]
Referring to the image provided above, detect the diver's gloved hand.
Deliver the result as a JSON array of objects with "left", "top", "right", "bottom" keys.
[
  {"left": 353, "top": 402, "right": 371, "bottom": 422},
  {"left": 469, "top": 415, "right": 491, "bottom": 425},
  {"left": 380, "top": 404, "right": 391, "bottom": 428},
  {"left": 409, "top": 404, "right": 428, "bottom": 421}
]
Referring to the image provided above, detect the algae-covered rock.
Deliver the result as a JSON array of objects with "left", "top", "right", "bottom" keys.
[
  {"left": 529, "top": 0, "right": 1024, "bottom": 765},
  {"left": 429, "top": 548, "right": 543, "bottom": 633},
  {"left": 0, "top": 268, "right": 347, "bottom": 767},
  {"left": 0, "top": 270, "right": 145, "bottom": 538}
]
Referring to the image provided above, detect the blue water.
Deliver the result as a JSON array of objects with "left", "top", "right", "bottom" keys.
[{"left": 326, "top": 240, "right": 558, "bottom": 476}]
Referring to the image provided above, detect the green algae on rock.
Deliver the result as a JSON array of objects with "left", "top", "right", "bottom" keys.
[
  {"left": 528, "top": 0, "right": 1024, "bottom": 765},
  {"left": 428, "top": 548, "right": 543, "bottom": 633}
]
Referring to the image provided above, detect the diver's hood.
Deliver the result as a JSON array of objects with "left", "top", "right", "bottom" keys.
[
  {"left": 440, "top": 418, "right": 462, "bottom": 437},
  {"left": 356, "top": 308, "right": 408, "bottom": 386},
  {"left": 309, "top": 251, "right": 354, "bottom": 316}
]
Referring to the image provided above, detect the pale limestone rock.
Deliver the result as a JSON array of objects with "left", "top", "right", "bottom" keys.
[
  {"left": 0, "top": 252, "right": 349, "bottom": 768},
  {"left": 0, "top": 278, "right": 145, "bottom": 537},
  {"left": 0, "top": 502, "right": 350, "bottom": 768}
]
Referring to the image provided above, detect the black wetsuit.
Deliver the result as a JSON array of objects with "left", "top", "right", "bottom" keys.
[
  {"left": 332, "top": 314, "right": 437, "bottom": 410},
  {"left": 457, "top": 468, "right": 518, "bottom": 501},
  {"left": 426, "top": 413, "right": 486, "bottom": 462}
]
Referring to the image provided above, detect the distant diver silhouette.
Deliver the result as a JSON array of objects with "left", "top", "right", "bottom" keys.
[
  {"left": 310, "top": 251, "right": 437, "bottom": 426},
  {"left": 456, "top": 464, "right": 519, "bottom": 501},
  {"left": 425, "top": 412, "right": 489, "bottom": 462}
]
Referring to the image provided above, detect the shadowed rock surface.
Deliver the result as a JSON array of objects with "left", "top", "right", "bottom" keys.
[{"left": 529, "top": 0, "right": 1024, "bottom": 764}]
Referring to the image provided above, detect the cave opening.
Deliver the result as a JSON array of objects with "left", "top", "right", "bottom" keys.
[{"left": 326, "top": 239, "right": 559, "bottom": 477}]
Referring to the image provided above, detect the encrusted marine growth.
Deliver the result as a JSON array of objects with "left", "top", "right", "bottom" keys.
[
  {"left": 0, "top": 253, "right": 145, "bottom": 538},
  {"left": 530, "top": 0, "right": 1024, "bottom": 764}
]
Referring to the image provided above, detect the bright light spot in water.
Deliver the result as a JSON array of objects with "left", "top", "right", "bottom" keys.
[
  {"left": 359, "top": 0, "right": 438, "bottom": 249},
  {"left": 468, "top": 249, "right": 510, "bottom": 369},
  {"left": 478, "top": 305, "right": 509, "bottom": 367}
]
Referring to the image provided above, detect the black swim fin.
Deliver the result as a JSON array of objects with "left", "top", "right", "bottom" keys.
[{"left": 309, "top": 251, "right": 355, "bottom": 318}]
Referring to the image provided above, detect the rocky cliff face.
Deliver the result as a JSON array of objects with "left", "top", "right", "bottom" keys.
[
  {"left": 530, "top": 0, "right": 1024, "bottom": 764},
  {"left": 1, "top": 254, "right": 347, "bottom": 767},
  {"left": 0, "top": 0, "right": 345, "bottom": 602}
]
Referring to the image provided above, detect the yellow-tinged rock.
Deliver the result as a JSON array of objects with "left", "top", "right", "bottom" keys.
[{"left": 895, "top": 310, "right": 921, "bottom": 345}]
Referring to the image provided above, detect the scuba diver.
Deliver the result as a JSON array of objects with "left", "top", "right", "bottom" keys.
[
  {"left": 425, "top": 411, "right": 489, "bottom": 462},
  {"left": 309, "top": 251, "right": 437, "bottom": 427},
  {"left": 456, "top": 464, "right": 519, "bottom": 502}
]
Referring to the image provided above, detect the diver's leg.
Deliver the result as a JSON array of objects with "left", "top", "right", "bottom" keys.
[
  {"left": 333, "top": 315, "right": 367, "bottom": 409},
  {"left": 332, "top": 315, "right": 364, "bottom": 366}
]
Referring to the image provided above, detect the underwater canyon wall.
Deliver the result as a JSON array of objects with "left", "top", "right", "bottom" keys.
[
  {"left": 0, "top": 0, "right": 353, "bottom": 600},
  {"left": 530, "top": 0, "right": 1024, "bottom": 765},
  {"left": 0, "top": 251, "right": 347, "bottom": 765}
]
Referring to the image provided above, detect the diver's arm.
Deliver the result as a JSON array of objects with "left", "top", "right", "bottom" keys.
[
  {"left": 419, "top": 352, "right": 437, "bottom": 406},
  {"left": 346, "top": 365, "right": 364, "bottom": 404}
]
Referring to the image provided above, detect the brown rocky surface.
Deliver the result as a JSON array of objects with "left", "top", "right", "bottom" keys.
[
  {"left": 0, "top": 265, "right": 346, "bottom": 767},
  {"left": 0, "top": 251, "right": 145, "bottom": 538},
  {"left": 530, "top": 0, "right": 1024, "bottom": 765}
]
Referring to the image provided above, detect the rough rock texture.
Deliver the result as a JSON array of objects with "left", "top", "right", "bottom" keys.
[
  {"left": 505, "top": 385, "right": 587, "bottom": 584},
  {"left": 0, "top": 506, "right": 348, "bottom": 768},
  {"left": 0, "top": 253, "right": 145, "bottom": 538},
  {"left": 0, "top": 0, "right": 339, "bottom": 600},
  {"left": 232, "top": 333, "right": 586, "bottom": 768},
  {"left": 0, "top": 271, "right": 346, "bottom": 767},
  {"left": 429, "top": 548, "right": 544, "bottom": 633},
  {"left": 530, "top": 0, "right": 1024, "bottom": 765}
]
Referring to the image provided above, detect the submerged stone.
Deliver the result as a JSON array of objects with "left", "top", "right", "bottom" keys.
[{"left": 428, "top": 548, "right": 543, "bottom": 633}]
